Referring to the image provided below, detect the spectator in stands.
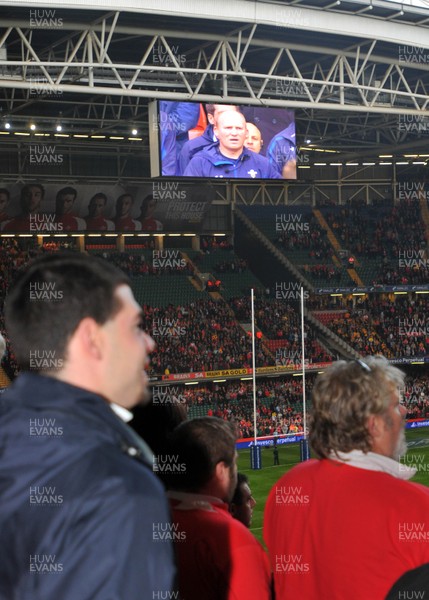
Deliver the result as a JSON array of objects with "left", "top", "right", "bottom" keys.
[
  {"left": 114, "top": 193, "right": 141, "bottom": 232},
  {"left": 229, "top": 472, "right": 256, "bottom": 528},
  {"left": 2, "top": 183, "right": 44, "bottom": 233},
  {"left": 85, "top": 192, "right": 114, "bottom": 231},
  {"left": 184, "top": 111, "right": 281, "bottom": 179},
  {"left": 139, "top": 194, "right": 163, "bottom": 231},
  {"left": 0, "top": 252, "right": 175, "bottom": 599},
  {"left": 166, "top": 417, "right": 272, "bottom": 600},
  {"left": 55, "top": 186, "right": 86, "bottom": 232},
  {"left": 264, "top": 356, "right": 429, "bottom": 599}
]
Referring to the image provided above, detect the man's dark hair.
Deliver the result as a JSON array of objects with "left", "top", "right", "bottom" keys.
[
  {"left": 231, "top": 472, "right": 249, "bottom": 506},
  {"left": 5, "top": 252, "right": 129, "bottom": 372},
  {"left": 205, "top": 104, "right": 241, "bottom": 118},
  {"left": 131, "top": 399, "right": 188, "bottom": 459},
  {"left": 166, "top": 417, "right": 236, "bottom": 492}
]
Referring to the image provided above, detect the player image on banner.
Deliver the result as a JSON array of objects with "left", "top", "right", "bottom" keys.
[{"left": 0, "top": 182, "right": 214, "bottom": 233}]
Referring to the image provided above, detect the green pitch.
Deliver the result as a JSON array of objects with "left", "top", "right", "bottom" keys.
[{"left": 238, "top": 428, "right": 429, "bottom": 544}]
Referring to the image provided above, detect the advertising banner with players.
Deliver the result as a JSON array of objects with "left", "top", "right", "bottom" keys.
[{"left": 0, "top": 181, "right": 213, "bottom": 233}]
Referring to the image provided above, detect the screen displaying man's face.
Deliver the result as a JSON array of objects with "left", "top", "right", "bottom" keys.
[{"left": 213, "top": 111, "right": 247, "bottom": 157}]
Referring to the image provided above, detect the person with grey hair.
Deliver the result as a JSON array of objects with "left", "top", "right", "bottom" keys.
[{"left": 264, "top": 356, "right": 429, "bottom": 600}]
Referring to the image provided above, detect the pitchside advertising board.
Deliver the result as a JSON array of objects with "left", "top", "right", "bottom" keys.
[
  {"left": 0, "top": 181, "right": 213, "bottom": 233},
  {"left": 236, "top": 419, "right": 429, "bottom": 449}
]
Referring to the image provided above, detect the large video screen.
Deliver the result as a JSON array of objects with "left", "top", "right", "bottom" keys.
[{"left": 152, "top": 101, "right": 296, "bottom": 180}]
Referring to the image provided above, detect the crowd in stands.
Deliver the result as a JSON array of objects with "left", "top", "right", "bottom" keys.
[
  {"left": 200, "top": 235, "right": 233, "bottom": 252},
  {"left": 96, "top": 251, "right": 194, "bottom": 277},
  {"left": 276, "top": 222, "right": 332, "bottom": 260},
  {"left": 311, "top": 293, "right": 429, "bottom": 360},
  {"left": 404, "top": 373, "right": 429, "bottom": 419},
  {"left": 302, "top": 263, "right": 342, "bottom": 281},
  {"left": 374, "top": 262, "right": 429, "bottom": 286},
  {"left": 315, "top": 308, "right": 393, "bottom": 357},
  {"left": 141, "top": 299, "right": 272, "bottom": 374},
  {"left": 183, "top": 377, "right": 312, "bottom": 438},
  {"left": 371, "top": 296, "right": 429, "bottom": 357},
  {"left": 0, "top": 239, "right": 40, "bottom": 379},
  {"left": 1, "top": 237, "right": 429, "bottom": 381},
  {"left": 213, "top": 257, "right": 248, "bottom": 273},
  {"left": 230, "top": 296, "right": 332, "bottom": 364},
  {"left": 324, "top": 200, "right": 426, "bottom": 263},
  {"left": 157, "top": 369, "right": 429, "bottom": 439}
]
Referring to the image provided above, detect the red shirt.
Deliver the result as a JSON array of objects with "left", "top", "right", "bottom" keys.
[
  {"left": 85, "top": 216, "right": 113, "bottom": 231},
  {"left": 55, "top": 214, "right": 85, "bottom": 232},
  {"left": 169, "top": 492, "right": 272, "bottom": 600},
  {"left": 264, "top": 458, "right": 429, "bottom": 599},
  {"left": 2, "top": 215, "right": 31, "bottom": 232},
  {"left": 114, "top": 216, "right": 140, "bottom": 232}
]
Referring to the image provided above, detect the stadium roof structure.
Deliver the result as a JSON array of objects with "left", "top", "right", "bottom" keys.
[{"left": 0, "top": 0, "right": 428, "bottom": 171}]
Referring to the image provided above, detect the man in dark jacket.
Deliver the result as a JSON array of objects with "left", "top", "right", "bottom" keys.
[
  {"left": 0, "top": 252, "right": 176, "bottom": 600},
  {"left": 184, "top": 111, "right": 281, "bottom": 179},
  {"left": 177, "top": 103, "right": 240, "bottom": 175}
]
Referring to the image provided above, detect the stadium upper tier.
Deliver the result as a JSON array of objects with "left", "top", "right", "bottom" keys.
[{"left": 240, "top": 199, "right": 429, "bottom": 289}]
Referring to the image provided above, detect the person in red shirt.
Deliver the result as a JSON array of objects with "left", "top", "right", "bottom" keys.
[
  {"left": 138, "top": 194, "right": 163, "bottom": 231},
  {"left": 55, "top": 186, "right": 86, "bottom": 232},
  {"left": 114, "top": 193, "right": 141, "bottom": 232},
  {"left": 166, "top": 417, "right": 272, "bottom": 600},
  {"left": 264, "top": 356, "right": 429, "bottom": 600},
  {"left": 85, "top": 192, "right": 114, "bottom": 231},
  {"left": 2, "top": 183, "right": 44, "bottom": 232}
]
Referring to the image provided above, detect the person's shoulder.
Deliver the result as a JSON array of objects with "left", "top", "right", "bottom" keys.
[
  {"left": 74, "top": 217, "right": 87, "bottom": 230},
  {"left": 247, "top": 149, "right": 272, "bottom": 165},
  {"left": 184, "top": 147, "right": 217, "bottom": 175},
  {"left": 185, "top": 130, "right": 211, "bottom": 152},
  {"left": 268, "top": 458, "right": 320, "bottom": 488},
  {"left": 193, "top": 143, "right": 219, "bottom": 162}
]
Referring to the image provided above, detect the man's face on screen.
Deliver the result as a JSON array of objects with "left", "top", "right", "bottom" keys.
[
  {"left": 244, "top": 123, "right": 263, "bottom": 154},
  {"left": 214, "top": 111, "right": 247, "bottom": 158}
]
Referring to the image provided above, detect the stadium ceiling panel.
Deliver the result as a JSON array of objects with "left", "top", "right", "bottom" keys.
[{"left": 0, "top": 0, "right": 428, "bottom": 161}]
